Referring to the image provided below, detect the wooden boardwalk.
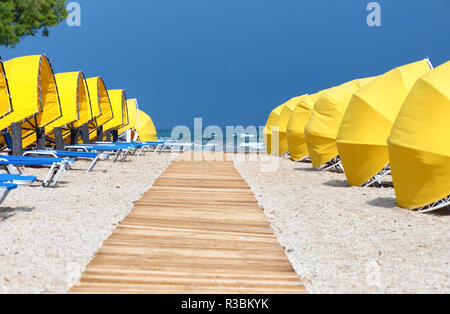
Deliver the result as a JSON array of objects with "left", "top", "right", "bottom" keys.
[{"left": 71, "top": 158, "right": 306, "bottom": 294}]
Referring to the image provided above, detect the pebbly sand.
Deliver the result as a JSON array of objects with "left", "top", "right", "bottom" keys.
[
  {"left": 233, "top": 154, "right": 450, "bottom": 294},
  {"left": 1, "top": 151, "right": 448, "bottom": 294},
  {"left": 0, "top": 153, "right": 174, "bottom": 294}
]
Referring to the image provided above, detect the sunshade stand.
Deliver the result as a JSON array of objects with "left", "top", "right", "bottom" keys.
[
  {"left": 388, "top": 61, "right": 450, "bottom": 212},
  {"left": 136, "top": 109, "right": 158, "bottom": 142},
  {"left": 85, "top": 77, "right": 114, "bottom": 142},
  {"left": 0, "top": 58, "right": 14, "bottom": 151},
  {"left": 272, "top": 95, "right": 308, "bottom": 156},
  {"left": 118, "top": 98, "right": 141, "bottom": 142},
  {"left": 47, "top": 72, "right": 94, "bottom": 150},
  {"left": 263, "top": 104, "right": 285, "bottom": 155},
  {"left": 103, "top": 89, "right": 129, "bottom": 142},
  {"left": 286, "top": 89, "right": 330, "bottom": 161},
  {"left": 336, "top": 59, "right": 432, "bottom": 187},
  {"left": 1, "top": 55, "right": 62, "bottom": 155},
  {"left": 304, "top": 78, "right": 374, "bottom": 172}
]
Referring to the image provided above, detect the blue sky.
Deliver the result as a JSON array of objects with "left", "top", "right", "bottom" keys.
[{"left": 1, "top": 0, "right": 449, "bottom": 128}]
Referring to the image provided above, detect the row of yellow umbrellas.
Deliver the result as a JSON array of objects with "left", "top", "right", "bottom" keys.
[
  {"left": 0, "top": 54, "right": 158, "bottom": 147},
  {"left": 264, "top": 59, "right": 450, "bottom": 211}
]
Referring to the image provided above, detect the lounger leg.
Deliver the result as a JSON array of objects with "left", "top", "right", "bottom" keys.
[
  {"left": 113, "top": 150, "right": 121, "bottom": 162},
  {"left": 0, "top": 190, "right": 11, "bottom": 205},
  {"left": 42, "top": 163, "right": 57, "bottom": 187},
  {"left": 51, "top": 165, "right": 66, "bottom": 187},
  {"left": 121, "top": 150, "right": 130, "bottom": 162},
  {"left": 87, "top": 156, "right": 100, "bottom": 173}
]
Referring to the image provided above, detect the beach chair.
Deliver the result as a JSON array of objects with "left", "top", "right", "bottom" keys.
[
  {"left": 317, "top": 156, "right": 344, "bottom": 173},
  {"left": 23, "top": 150, "right": 110, "bottom": 173},
  {"left": 64, "top": 144, "right": 133, "bottom": 162},
  {"left": 0, "top": 174, "right": 37, "bottom": 185},
  {"left": 0, "top": 156, "right": 75, "bottom": 187},
  {"left": 134, "top": 141, "right": 186, "bottom": 153},
  {"left": 0, "top": 183, "right": 17, "bottom": 205}
]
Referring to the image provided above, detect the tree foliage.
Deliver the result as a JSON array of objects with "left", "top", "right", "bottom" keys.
[{"left": 0, "top": 0, "right": 68, "bottom": 48}]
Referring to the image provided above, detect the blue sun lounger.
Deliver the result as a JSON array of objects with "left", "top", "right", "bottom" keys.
[
  {"left": 23, "top": 150, "right": 110, "bottom": 173},
  {"left": 65, "top": 144, "right": 134, "bottom": 161},
  {"left": 0, "top": 155, "right": 75, "bottom": 187},
  {"left": 132, "top": 141, "right": 186, "bottom": 153},
  {"left": 0, "top": 174, "right": 37, "bottom": 185},
  {"left": 0, "top": 182, "right": 17, "bottom": 205}
]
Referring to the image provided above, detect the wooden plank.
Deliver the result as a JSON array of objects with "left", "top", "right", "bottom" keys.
[{"left": 70, "top": 159, "right": 306, "bottom": 294}]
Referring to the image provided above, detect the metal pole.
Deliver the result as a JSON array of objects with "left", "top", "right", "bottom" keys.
[
  {"left": 11, "top": 122, "right": 23, "bottom": 156},
  {"left": 36, "top": 127, "right": 46, "bottom": 150},
  {"left": 70, "top": 128, "right": 80, "bottom": 145},
  {"left": 80, "top": 123, "right": 90, "bottom": 144},
  {"left": 105, "top": 130, "right": 112, "bottom": 142},
  {"left": 96, "top": 126, "right": 103, "bottom": 142},
  {"left": 53, "top": 127, "right": 65, "bottom": 150}
]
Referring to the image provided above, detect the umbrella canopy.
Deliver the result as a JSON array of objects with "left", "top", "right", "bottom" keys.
[
  {"left": 136, "top": 110, "right": 158, "bottom": 142},
  {"left": 263, "top": 104, "right": 285, "bottom": 154},
  {"left": 272, "top": 95, "right": 308, "bottom": 156},
  {"left": 103, "top": 89, "right": 129, "bottom": 132},
  {"left": 46, "top": 72, "right": 91, "bottom": 137},
  {"left": 286, "top": 89, "right": 330, "bottom": 161},
  {"left": 86, "top": 77, "right": 113, "bottom": 140},
  {"left": 0, "top": 59, "right": 13, "bottom": 120},
  {"left": 2, "top": 55, "right": 62, "bottom": 148},
  {"left": 305, "top": 78, "right": 374, "bottom": 168},
  {"left": 388, "top": 60, "right": 450, "bottom": 209},
  {"left": 336, "top": 59, "right": 431, "bottom": 186},
  {"left": 119, "top": 98, "right": 141, "bottom": 135}
]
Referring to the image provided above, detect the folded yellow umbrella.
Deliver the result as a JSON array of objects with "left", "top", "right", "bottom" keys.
[
  {"left": 136, "top": 109, "right": 158, "bottom": 142},
  {"left": 305, "top": 78, "right": 374, "bottom": 168},
  {"left": 1, "top": 55, "right": 62, "bottom": 148},
  {"left": 286, "top": 89, "right": 331, "bottom": 161},
  {"left": 46, "top": 72, "right": 91, "bottom": 139},
  {"left": 103, "top": 89, "right": 129, "bottom": 132},
  {"left": 336, "top": 59, "right": 432, "bottom": 186},
  {"left": 119, "top": 98, "right": 141, "bottom": 135},
  {"left": 263, "top": 104, "right": 285, "bottom": 155},
  {"left": 388, "top": 60, "right": 450, "bottom": 210},
  {"left": 272, "top": 95, "right": 308, "bottom": 156},
  {"left": 0, "top": 59, "right": 13, "bottom": 120},
  {"left": 85, "top": 77, "right": 113, "bottom": 140}
]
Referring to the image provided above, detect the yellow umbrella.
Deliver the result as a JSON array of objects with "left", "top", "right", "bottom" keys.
[
  {"left": 263, "top": 104, "right": 285, "bottom": 155},
  {"left": 305, "top": 78, "right": 374, "bottom": 168},
  {"left": 85, "top": 77, "right": 113, "bottom": 140},
  {"left": 1, "top": 55, "right": 62, "bottom": 148},
  {"left": 46, "top": 72, "right": 91, "bottom": 138},
  {"left": 286, "top": 89, "right": 330, "bottom": 161},
  {"left": 136, "top": 110, "right": 158, "bottom": 142},
  {"left": 103, "top": 89, "right": 128, "bottom": 132},
  {"left": 0, "top": 59, "right": 13, "bottom": 120},
  {"left": 272, "top": 95, "right": 308, "bottom": 156},
  {"left": 388, "top": 60, "right": 450, "bottom": 210},
  {"left": 336, "top": 59, "right": 431, "bottom": 186},
  {"left": 119, "top": 98, "right": 141, "bottom": 135}
]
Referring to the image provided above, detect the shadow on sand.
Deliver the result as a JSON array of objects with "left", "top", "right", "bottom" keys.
[
  {"left": 0, "top": 206, "right": 35, "bottom": 221},
  {"left": 323, "top": 180, "right": 349, "bottom": 188},
  {"left": 367, "top": 197, "right": 398, "bottom": 209}
]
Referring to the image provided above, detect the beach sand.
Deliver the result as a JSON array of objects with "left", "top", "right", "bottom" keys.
[
  {"left": 233, "top": 154, "right": 450, "bottom": 294},
  {"left": 0, "top": 153, "right": 174, "bottom": 294}
]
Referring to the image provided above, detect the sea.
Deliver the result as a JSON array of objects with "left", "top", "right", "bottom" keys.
[{"left": 157, "top": 128, "right": 266, "bottom": 153}]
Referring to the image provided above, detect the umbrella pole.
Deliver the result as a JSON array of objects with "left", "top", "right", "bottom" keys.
[{"left": 11, "top": 123, "right": 23, "bottom": 156}]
